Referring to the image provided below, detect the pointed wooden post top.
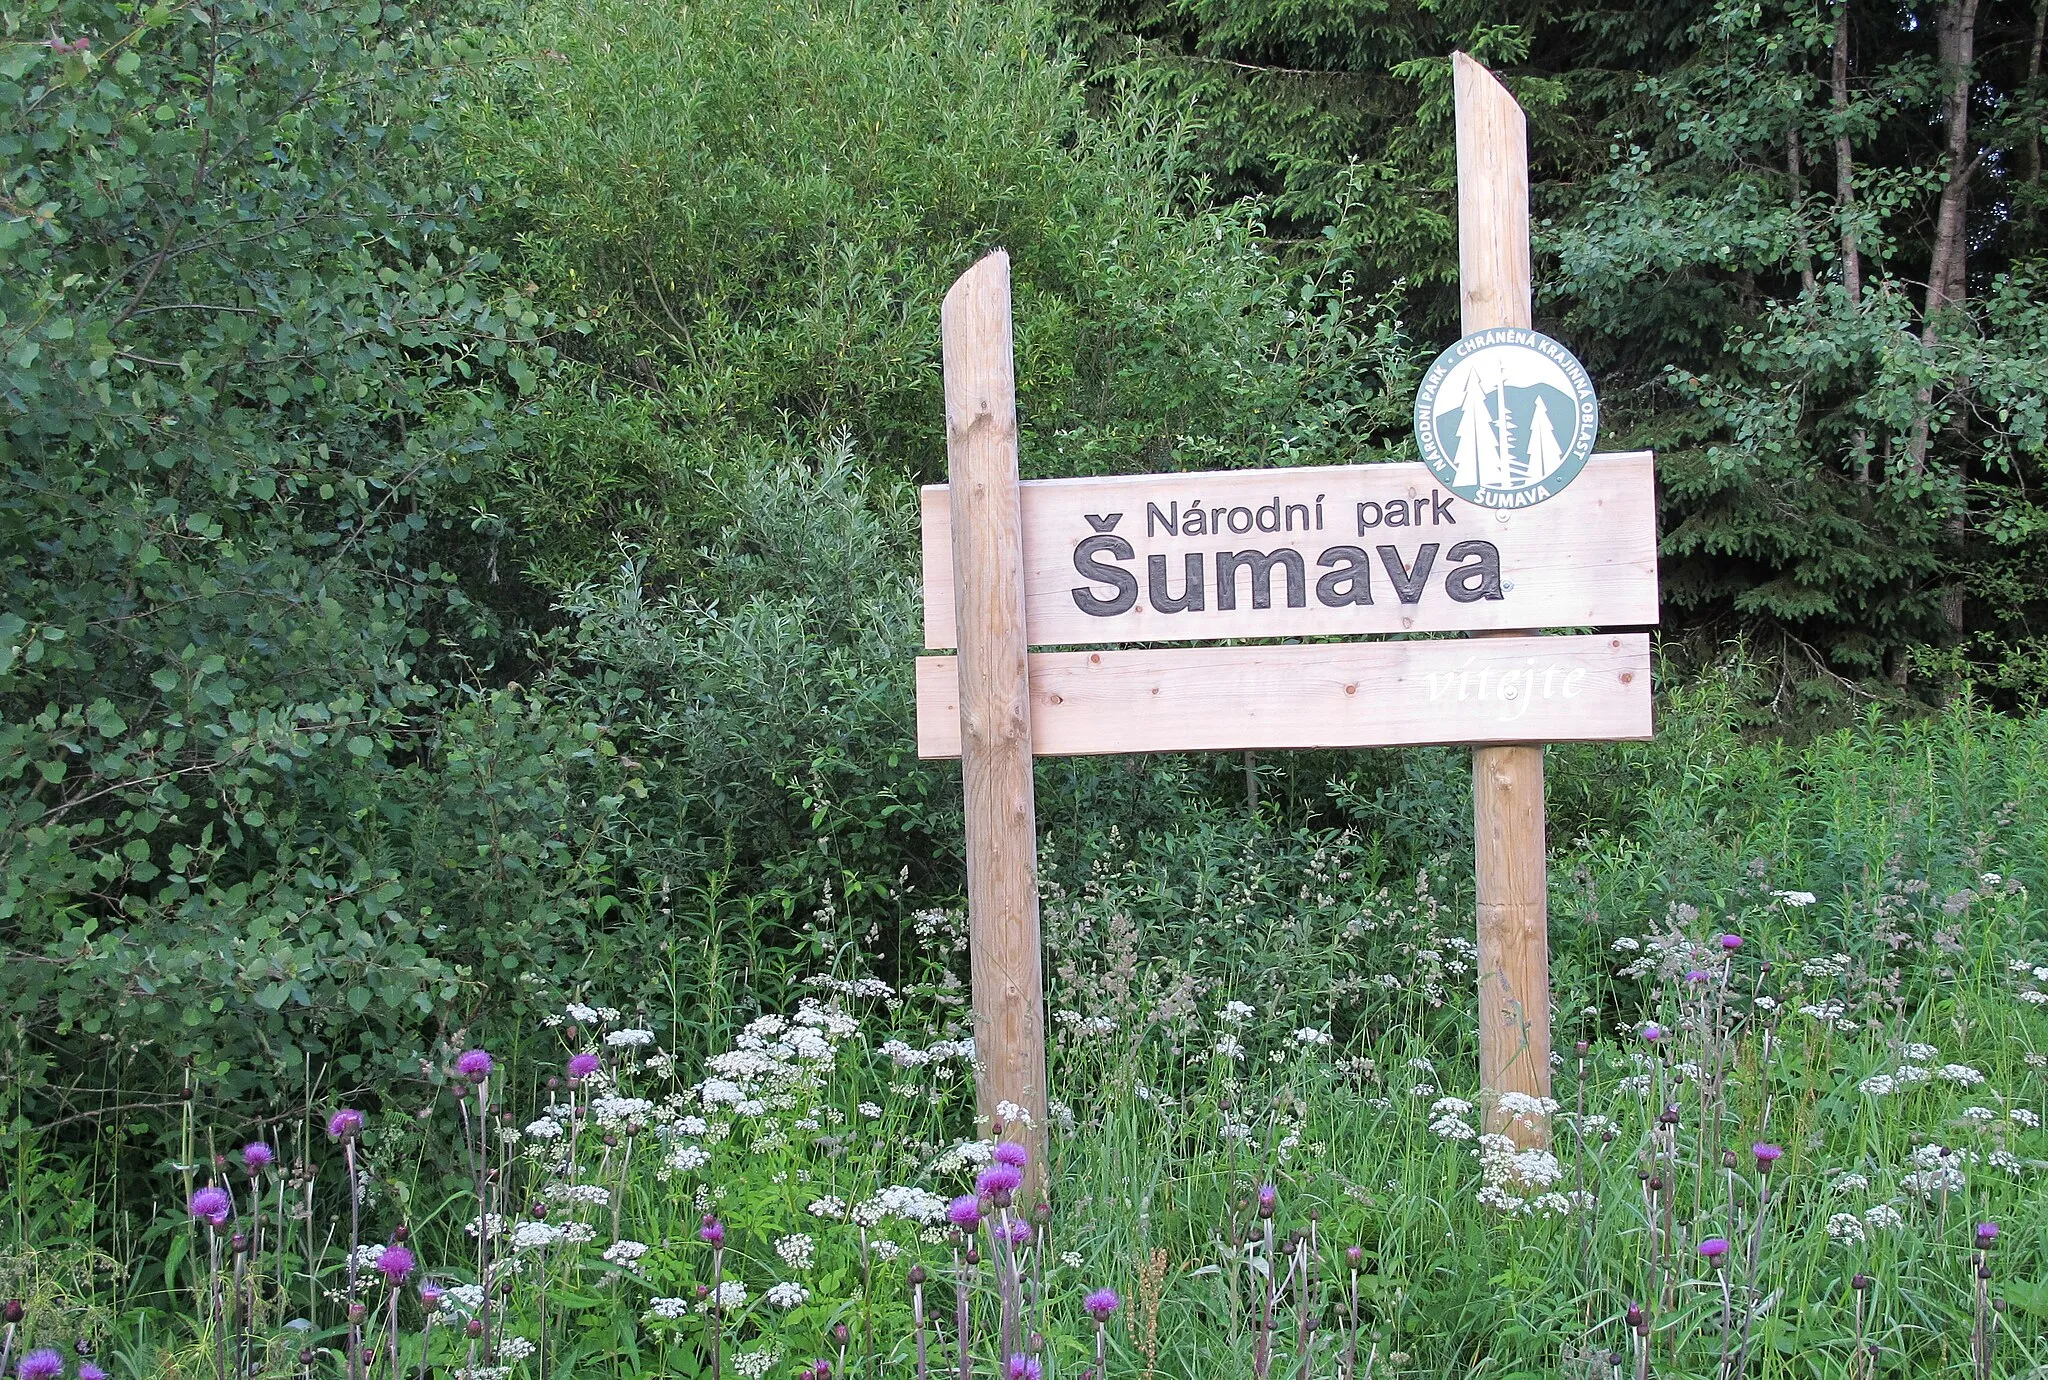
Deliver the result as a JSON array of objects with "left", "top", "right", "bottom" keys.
[{"left": 1451, "top": 53, "right": 1532, "bottom": 335}]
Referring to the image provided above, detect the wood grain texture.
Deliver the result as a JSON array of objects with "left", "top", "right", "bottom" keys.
[
  {"left": 1454, "top": 51, "right": 1532, "bottom": 336},
  {"left": 919, "top": 453, "right": 1659, "bottom": 650},
  {"left": 915, "top": 634, "right": 1652, "bottom": 758},
  {"left": 1455, "top": 50, "right": 1552, "bottom": 1148},
  {"left": 942, "top": 251, "right": 1049, "bottom": 1187}
]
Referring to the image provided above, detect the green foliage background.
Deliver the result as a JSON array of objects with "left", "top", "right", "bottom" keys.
[{"left": 2, "top": 0, "right": 2047, "bottom": 1233}]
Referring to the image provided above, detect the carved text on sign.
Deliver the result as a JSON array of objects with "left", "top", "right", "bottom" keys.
[{"left": 920, "top": 454, "right": 1656, "bottom": 650}]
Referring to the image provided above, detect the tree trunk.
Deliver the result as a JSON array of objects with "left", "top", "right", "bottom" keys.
[
  {"left": 1912, "top": 0, "right": 1982, "bottom": 638},
  {"left": 2031, "top": 0, "right": 2046, "bottom": 187},
  {"left": 1833, "top": 4, "right": 1860, "bottom": 303},
  {"left": 1789, "top": 128, "right": 1816, "bottom": 294}
]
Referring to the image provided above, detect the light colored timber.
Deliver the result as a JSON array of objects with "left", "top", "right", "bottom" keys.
[
  {"left": 1455, "top": 50, "right": 1552, "bottom": 1149},
  {"left": 919, "top": 453, "right": 1656, "bottom": 650},
  {"left": 941, "top": 250, "right": 1049, "bottom": 1190},
  {"left": 914, "top": 633, "right": 1652, "bottom": 759}
]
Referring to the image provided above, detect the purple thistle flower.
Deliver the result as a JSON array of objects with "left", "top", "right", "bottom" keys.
[
  {"left": 1720, "top": 934, "right": 1743, "bottom": 950},
  {"left": 420, "top": 1279, "right": 447, "bottom": 1309},
  {"left": 79, "top": 1365, "right": 109, "bottom": 1380},
  {"left": 976, "top": 1163, "right": 1023, "bottom": 1198},
  {"left": 1698, "top": 1237, "right": 1730, "bottom": 1261},
  {"left": 241, "top": 1141, "right": 275, "bottom": 1172},
  {"left": 375, "top": 1244, "right": 416, "bottom": 1285},
  {"left": 1752, "top": 1142, "right": 1782, "bottom": 1169},
  {"left": 454, "top": 1049, "right": 494, "bottom": 1082},
  {"left": 699, "top": 1215, "right": 725, "bottom": 1246},
  {"left": 1005, "top": 1355, "right": 1043, "bottom": 1380},
  {"left": 15, "top": 1350, "right": 62, "bottom": 1380},
  {"left": 188, "top": 1185, "right": 232, "bottom": 1227},
  {"left": 1345, "top": 1245, "right": 1363, "bottom": 1267},
  {"left": 1083, "top": 1287, "right": 1121, "bottom": 1321},
  {"left": 326, "top": 1107, "right": 365, "bottom": 1140},
  {"left": 1976, "top": 1222, "right": 1998, "bottom": 1247},
  {"left": 566, "top": 1052, "right": 601, "bottom": 1082},
  {"left": 999, "top": 1217, "right": 1033, "bottom": 1246},
  {"left": 991, "top": 1140, "right": 1029, "bottom": 1169},
  {"left": 1640, "top": 1023, "right": 1663, "bottom": 1042},
  {"left": 1686, "top": 969, "right": 1710, "bottom": 983},
  {"left": 947, "top": 1195, "right": 983, "bottom": 1232},
  {"left": 807, "top": 1362, "right": 832, "bottom": 1380},
  {"left": 1256, "top": 1183, "right": 1278, "bottom": 1218}
]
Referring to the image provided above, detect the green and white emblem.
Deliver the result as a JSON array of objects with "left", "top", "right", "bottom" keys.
[{"left": 1413, "top": 327, "right": 1599, "bottom": 510}]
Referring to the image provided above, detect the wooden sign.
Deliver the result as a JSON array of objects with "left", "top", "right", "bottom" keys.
[
  {"left": 919, "top": 455, "right": 1656, "bottom": 649},
  {"left": 929, "top": 53, "right": 1652, "bottom": 1164},
  {"left": 916, "top": 633, "right": 1650, "bottom": 758}
]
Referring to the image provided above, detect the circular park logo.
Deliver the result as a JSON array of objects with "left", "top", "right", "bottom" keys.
[{"left": 1413, "top": 327, "right": 1599, "bottom": 510}]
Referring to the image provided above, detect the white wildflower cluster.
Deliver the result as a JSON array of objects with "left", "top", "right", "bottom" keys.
[
  {"left": 523, "top": 1118, "right": 565, "bottom": 1142},
  {"left": 735, "top": 1350, "right": 780, "bottom": 1379},
  {"left": 605, "top": 1028, "right": 656, "bottom": 1048},
  {"left": 1938, "top": 1064, "right": 1987, "bottom": 1087},
  {"left": 349, "top": 1244, "right": 387, "bottom": 1270},
  {"left": 703, "top": 1281, "right": 748, "bottom": 1312},
  {"left": 1864, "top": 1204, "right": 1905, "bottom": 1231},
  {"left": 645, "top": 1297, "right": 692, "bottom": 1321},
  {"left": 775, "top": 1234, "right": 815, "bottom": 1269},
  {"left": 1046, "top": 1099, "right": 1076, "bottom": 1132},
  {"left": 1826, "top": 1212, "right": 1866, "bottom": 1244},
  {"left": 1293, "top": 1027, "right": 1333, "bottom": 1047},
  {"left": 872, "top": 1239, "right": 901, "bottom": 1262},
  {"left": 807, "top": 1196, "right": 849, "bottom": 1220},
  {"left": 1612, "top": 927, "right": 1723, "bottom": 983},
  {"left": 765, "top": 1282, "right": 809, "bottom": 1309},
  {"left": 1214, "top": 1035, "right": 1245, "bottom": 1062},
  {"left": 854, "top": 1186, "right": 947, "bottom": 1227},
  {"left": 932, "top": 1139, "right": 997, "bottom": 1177},
  {"left": 697, "top": 1003, "right": 857, "bottom": 1113},
  {"left": 602, "top": 1240, "right": 649, "bottom": 1267},
  {"left": 1218, "top": 1001, "right": 1256, "bottom": 1025},
  {"left": 465, "top": 1214, "right": 507, "bottom": 1240},
  {"left": 1496, "top": 1092, "right": 1559, "bottom": 1128},
  {"left": 2010, "top": 1108, "right": 2040, "bottom": 1129},
  {"left": 1899, "top": 1143, "right": 1972, "bottom": 1197},
  {"left": 804, "top": 974, "right": 896, "bottom": 1001},
  {"left": 1220, "top": 1114, "right": 1255, "bottom": 1143},
  {"left": 511, "top": 1222, "right": 566, "bottom": 1253},
  {"left": 668, "top": 1144, "right": 711, "bottom": 1174},
  {"left": 592, "top": 1095, "right": 654, "bottom": 1129},
  {"left": 1799, "top": 954, "right": 1853, "bottom": 980},
  {"left": 1428, "top": 1096, "right": 1476, "bottom": 1142},
  {"left": 566, "top": 1002, "right": 622, "bottom": 1025},
  {"left": 444, "top": 1284, "right": 487, "bottom": 1316},
  {"left": 878, "top": 1036, "right": 974, "bottom": 1068},
  {"left": 545, "top": 1182, "right": 611, "bottom": 1208},
  {"left": 1472, "top": 1134, "right": 1578, "bottom": 1216},
  {"left": 1772, "top": 890, "right": 1817, "bottom": 906},
  {"left": 1832, "top": 1174, "right": 1869, "bottom": 1193},
  {"left": 496, "top": 1338, "right": 537, "bottom": 1363},
  {"left": 995, "top": 1100, "right": 1035, "bottom": 1129}
]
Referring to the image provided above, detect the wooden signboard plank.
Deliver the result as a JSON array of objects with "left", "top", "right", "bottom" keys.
[
  {"left": 919, "top": 453, "right": 1656, "bottom": 650},
  {"left": 915, "top": 633, "right": 1651, "bottom": 759}
]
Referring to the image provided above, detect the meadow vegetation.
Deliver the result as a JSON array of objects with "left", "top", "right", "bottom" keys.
[{"left": 2, "top": 0, "right": 2047, "bottom": 1374}]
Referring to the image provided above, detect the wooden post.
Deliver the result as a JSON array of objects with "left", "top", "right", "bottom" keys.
[
  {"left": 942, "top": 250, "right": 1050, "bottom": 1189},
  {"left": 1454, "top": 52, "right": 1553, "bottom": 1149}
]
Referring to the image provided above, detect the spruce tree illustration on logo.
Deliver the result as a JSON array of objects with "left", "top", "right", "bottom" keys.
[{"left": 1413, "top": 328, "right": 1600, "bottom": 510}]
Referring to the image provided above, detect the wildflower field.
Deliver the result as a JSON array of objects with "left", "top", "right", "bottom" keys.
[{"left": 3, "top": 692, "right": 2045, "bottom": 1380}]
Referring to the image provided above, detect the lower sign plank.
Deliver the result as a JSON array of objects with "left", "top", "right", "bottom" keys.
[{"left": 916, "top": 633, "right": 1651, "bottom": 759}]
